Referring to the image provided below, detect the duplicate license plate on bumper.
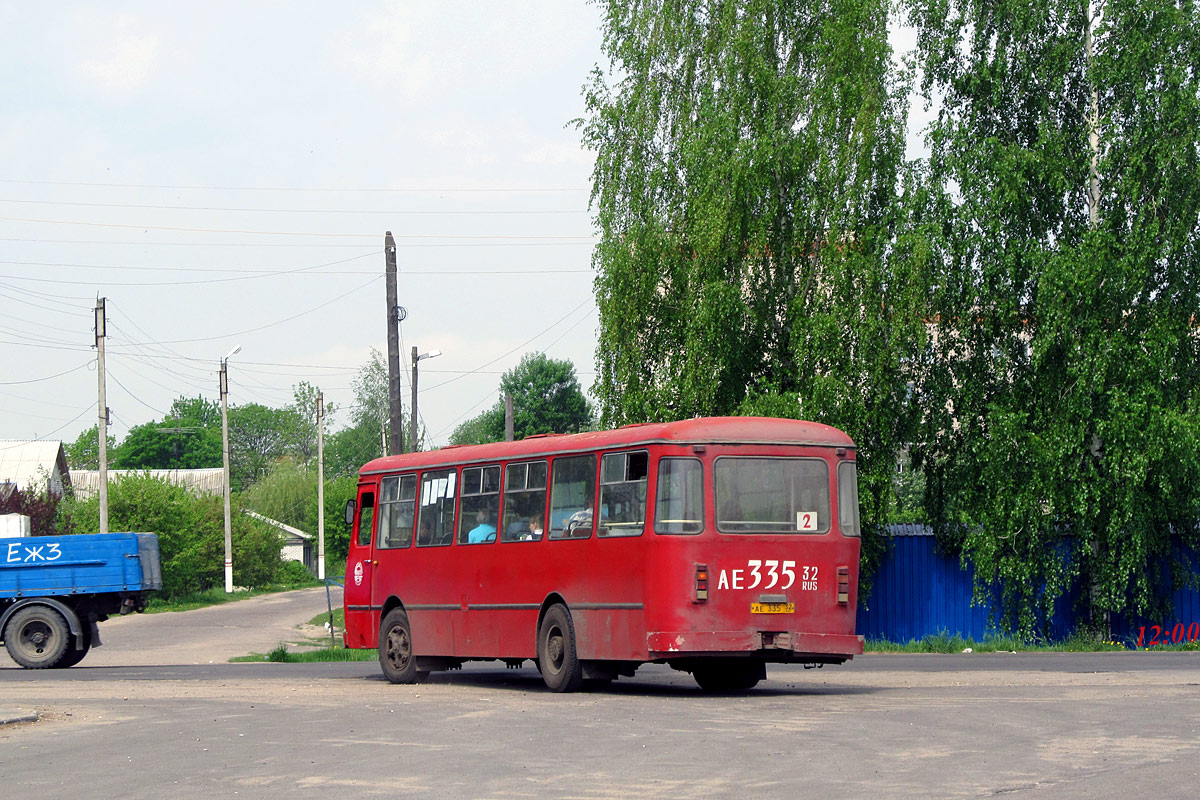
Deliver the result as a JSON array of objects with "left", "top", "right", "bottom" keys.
[{"left": 750, "top": 602, "right": 795, "bottom": 614}]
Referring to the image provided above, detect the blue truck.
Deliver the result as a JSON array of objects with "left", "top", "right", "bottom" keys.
[{"left": 1, "top": 532, "right": 162, "bottom": 669}]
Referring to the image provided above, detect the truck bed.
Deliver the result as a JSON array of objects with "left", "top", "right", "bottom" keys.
[{"left": 0, "top": 532, "right": 162, "bottom": 598}]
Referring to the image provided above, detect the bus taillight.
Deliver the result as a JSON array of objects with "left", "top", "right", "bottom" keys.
[
  {"left": 837, "top": 566, "right": 850, "bottom": 604},
  {"left": 695, "top": 563, "right": 709, "bottom": 603}
]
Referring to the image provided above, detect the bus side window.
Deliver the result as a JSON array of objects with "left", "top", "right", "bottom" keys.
[
  {"left": 459, "top": 465, "right": 501, "bottom": 545},
  {"left": 549, "top": 454, "right": 596, "bottom": 539},
  {"left": 356, "top": 492, "right": 375, "bottom": 547},
  {"left": 377, "top": 475, "right": 417, "bottom": 549},
  {"left": 417, "top": 470, "right": 457, "bottom": 547},
  {"left": 599, "top": 451, "right": 648, "bottom": 537},
  {"left": 654, "top": 458, "right": 704, "bottom": 534},
  {"left": 502, "top": 461, "right": 547, "bottom": 542}
]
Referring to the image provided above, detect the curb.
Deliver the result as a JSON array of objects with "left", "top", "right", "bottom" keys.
[{"left": 0, "top": 710, "right": 39, "bottom": 726}]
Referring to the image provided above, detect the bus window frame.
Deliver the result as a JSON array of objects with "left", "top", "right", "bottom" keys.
[
  {"left": 501, "top": 460, "right": 548, "bottom": 543},
  {"left": 598, "top": 449, "right": 649, "bottom": 538},
  {"left": 458, "top": 464, "right": 502, "bottom": 545},
  {"left": 653, "top": 456, "right": 705, "bottom": 536},
  {"left": 355, "top": 490, "right": 376, "bottom": 548},
  {"left": 376, "top": 473, "right": 417, "bottom": 550},
  {"left": 713, "top": 455, "right": 831, "bottom": 535},
  {"left": 416, "top": 468, "right": 458, "bottom": 548},
  {"left": 548, "top": 453, "right": 597, "bottom": 540},
  {"left": 837, "top": 460, "right": 862, "bottom": 537}
]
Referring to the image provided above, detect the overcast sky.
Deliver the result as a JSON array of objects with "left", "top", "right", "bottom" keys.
[
  {"left": 1, "top": 3, "right": 926, "bottom": 456},
  {"left": 1, "top": 1, "right": 608, "bottom": 451}
]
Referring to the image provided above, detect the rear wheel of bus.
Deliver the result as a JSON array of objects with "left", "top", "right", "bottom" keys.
[
  {"left": 537, "top": 604, "right": 583, "bottom": 692},
  {"left": 379, "top": 608, "right": 427, "bottom": 684}
]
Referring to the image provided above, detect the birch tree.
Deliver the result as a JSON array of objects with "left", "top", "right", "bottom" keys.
[
  {"left": 581, "top": 0, "right": 921, "bottom": 579},
  {"left": 908, "top": 0, "right": 1200, "bottom": 634}
]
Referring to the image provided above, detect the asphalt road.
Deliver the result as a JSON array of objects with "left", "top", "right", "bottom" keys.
[{"left": 2, "top": 590, "right": 1199, "bottom": 799}]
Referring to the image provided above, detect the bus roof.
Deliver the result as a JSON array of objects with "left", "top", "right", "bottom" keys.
[{"left": 359, "top": 416, "right": 855, "bottom": 476}]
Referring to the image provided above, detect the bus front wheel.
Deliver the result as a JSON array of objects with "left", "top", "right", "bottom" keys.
[
  {"left": 537, "top": 604, "right": 583, "bottom": 692},
  {"left": 692, "top": 661, "right": 765, "bottom": 692},
  {"left": 379, "top": 608, "right": 426, "bottom": 684}
]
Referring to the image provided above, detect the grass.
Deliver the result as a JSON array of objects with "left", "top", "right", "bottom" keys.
[
  {"left": 864, "top": 629, "right": 1199, "bottom": 653},
  {"left": 232, "top": 643, "right": 377, "bottom": 663}
]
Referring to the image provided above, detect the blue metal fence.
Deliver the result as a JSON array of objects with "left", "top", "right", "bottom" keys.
[{"left": 856, "top": 525, "right": 1197, "bottom": 644}]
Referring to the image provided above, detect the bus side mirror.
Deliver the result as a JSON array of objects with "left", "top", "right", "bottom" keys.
[{"left": 345, "top": 499, "right": 356, "bottom": 527}]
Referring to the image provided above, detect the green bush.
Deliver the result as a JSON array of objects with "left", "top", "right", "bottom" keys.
[
  {"left": 59, "top": 473, "right": 284, "bottom": 599},
  {"left": 276, "top": 558, "right": 315, "bottom": 584}
]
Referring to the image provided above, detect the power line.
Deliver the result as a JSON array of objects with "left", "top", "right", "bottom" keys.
[
  {"left": 0, "top": 177, "right": 589, "bottom": 193},
  {"left": 0, "top": 197, "right": 588, "bottom": 215},
  {"left": 0, "top": 237, "right": 597, "bottom": 249},
  {"left": 105, "top": 274, "right": 381, "bottom": 347},
  {"left": 0, "top": 250, "right": 380, "bottom": 286},
  {"left": 422, "top": 297, "right": 595, "bottom": 393},
  {"left": 0, "top": 263, "right": 591, "bottom": 283},
  {"left": 0, "top": 215, "right": 599, "bottom": 240}
]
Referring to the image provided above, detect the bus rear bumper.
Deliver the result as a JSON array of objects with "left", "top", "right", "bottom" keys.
[{"left": 647, "top": 630, "right": 864, "bottom": 659}]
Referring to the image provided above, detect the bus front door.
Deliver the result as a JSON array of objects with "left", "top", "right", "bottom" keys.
[{"left": 344, "top": 486, "right": 377, "bottom": 649}]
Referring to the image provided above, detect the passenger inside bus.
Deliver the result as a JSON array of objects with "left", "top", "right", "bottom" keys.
[{"left": 467, "top": 510, "right": 497, "bottom": 543}]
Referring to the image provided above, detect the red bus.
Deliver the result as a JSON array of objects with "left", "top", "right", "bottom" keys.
[{"left": 343, "top": 416, "right": 863, "bottom": 692}]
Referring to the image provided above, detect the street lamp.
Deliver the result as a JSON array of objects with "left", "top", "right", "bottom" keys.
[
  {"left": 411, "top": 347, "right": 441, "bottom": 451},
  {"left": 220, "top": 344, "right": 241, "bottom": 593}
]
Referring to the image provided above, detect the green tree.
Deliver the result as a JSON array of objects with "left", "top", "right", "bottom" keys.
[
  {"left": 350, "top": 347, "right": 394, "bottom": 447},
  {"left": 581, "top": 0, "right": 916, "bottom": 585},
  {"left": 907, "top": 0, "right": 1200, "bottom": 634},
  {"left": 112, "top": 396, "right": 223, "bottom": 470},
  {"left": 290, "top": 381, "right": 337, "bottom": 466},
  {"left": 228, "top": 403, "right": 302, "bottom": 490},
  {"left": 65, "top": 425, "right": 116, "bottom": 471},
  {"left": 449, "top": 353, "right": 593, "bottom": 445}
]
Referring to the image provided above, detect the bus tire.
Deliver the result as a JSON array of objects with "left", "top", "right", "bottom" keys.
[
  {"left": 378, "top": 608, "right": 421, "bottom": 684},
  {"left": 537, "top": 604, "right": 583, "bottom": 692},
  {"left": 692, "top": 661, "right": 765, "bottom": 692},
  {"left": 5, "top": 605, "right": 71, "bottom": 669}
]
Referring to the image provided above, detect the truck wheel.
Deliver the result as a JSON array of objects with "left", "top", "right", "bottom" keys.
[
  {"left": 52, "top": 624, "right": 91, "bottom": 669},
  {"left": 537, "top": 604, "right": 583, "bottom": 692},
  {"left": 5, "top": 606, "right": 71, "bottom": 669}
]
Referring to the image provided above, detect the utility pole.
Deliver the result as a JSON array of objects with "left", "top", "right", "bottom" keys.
[
  {"left": 316, "top": 391, "right": 325, "bottom": 581},
  {"left": 384, "top": 231, "right": 405, "bottom": 455},
  {"left": 410, "top": 346, "right": 419, "bottom": 452},
  {"left": 411, "top": 347, "right": 441, "bottom": 452},
  {"left": 94, "top": 298, "right": 109, "bottom": 535},
  {"left": 505, "top": 394, "right": 514, "bottom": 442},
  {"left": 220, "top": 344, "right": 241, "bottom": 593}
]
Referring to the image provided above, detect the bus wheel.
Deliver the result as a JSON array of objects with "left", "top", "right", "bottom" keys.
[
  {"left": 537, "top": 604, "right": 583, "bottom": 692},
  {"left": 692, "top": 661, "right": 765, "bottom": 692},
  {"left": 5, "top": 605, "right": 71, "bottom": 669},
  {"left": 379, "top": 608, "right": 421, "bottom": 684}
]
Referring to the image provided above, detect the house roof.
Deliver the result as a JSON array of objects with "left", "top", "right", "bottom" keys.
[
  {"left": 71, "top": 468, "right": 225, "bottom": 498},
  {"left": 0, "top": 440, "right": 70, "bottom": 492},
  {"left": 243, "top": 510, "right": 312, "bottom": 542}
]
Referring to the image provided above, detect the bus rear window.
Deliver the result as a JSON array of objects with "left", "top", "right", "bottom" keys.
[
  {"left": 654, "top": 457, "right": 704, "bottom": 535},
  {"left": 714, "top": 457, "right": 830, "bottom": 534}
]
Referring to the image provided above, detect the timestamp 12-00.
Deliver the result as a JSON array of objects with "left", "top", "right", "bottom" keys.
[{"left": 1137, "top": 622, "right": 1199, "bottom": 646}]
